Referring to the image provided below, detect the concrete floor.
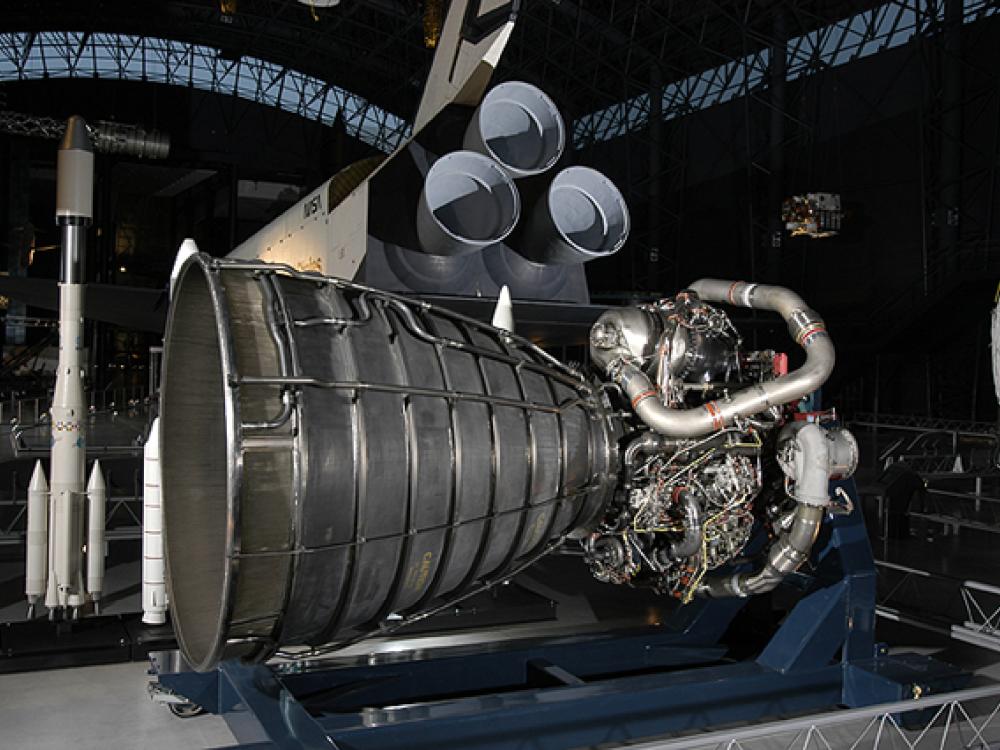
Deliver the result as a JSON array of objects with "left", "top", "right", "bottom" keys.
[
  {"left": 0, "top": 661, "right": 235, "bottom": 750},
  {"left": 4, "top": 615, "right": 999, "bottom": 750}
]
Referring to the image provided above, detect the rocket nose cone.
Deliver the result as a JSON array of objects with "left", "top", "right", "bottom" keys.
[
  {"left": 87, "top": 460, "right": 106, "bottom": 491},
  {"left": 491, "top": 285, "right": 515, "bottom": 333},
  {"left": 60, "top": 116, "right": 93, "bottom": 153},
  {"left": 145, "top": 417, "right": 161, "bottom": 460},
  {"left": 29, "top": 460, "right": 48, "bottom": 492}
]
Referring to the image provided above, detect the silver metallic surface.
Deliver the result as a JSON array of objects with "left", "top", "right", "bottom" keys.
[
  {"left": 160, "top": 254, "right": 618, "bottom": 671},
  {"left": 463, "top": 81, "right": 565, "bottom": 178},
  {"left": 622, "top": 431, "right": 669, "bottom": 482},
  {"left": 589, "top": 307, "right": 659, "bottom": 372},
  {"left": 416, "top": 150, "right": 520, "bottom": 256},
  {"left": 826, "top": 426, "right": 860, "bottom": 479},
  {"left": 698, "top": 421, "right": 856, "bottom": 598},
  {"left": 698, "top": 504, "right": 823, "bottom": 598},
  {"left": 777, "top": 422, "right": 860, "bottom": 499},
  {"left": 55, "top": 116, "right": 94, "bottom": 220},
  {"left": 668, "top": 491, "right": 703, "bottom": 559}
]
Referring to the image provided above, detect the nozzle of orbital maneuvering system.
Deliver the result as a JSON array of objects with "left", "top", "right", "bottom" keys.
[
  {"left": 25, "top": 461, "right": 49, "bottom": 619},
  {"left": 86, "top": 461, "right": 106, "bottom": 614},
  {"left": 416, "top": 151, "right": 520, "bottom": 257}
]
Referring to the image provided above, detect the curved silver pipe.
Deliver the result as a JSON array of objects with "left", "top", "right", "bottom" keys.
[
  {"left": 464, "top": 81, "right": 565, "bottom": 179},
  {"left": 623, "top": 431, "right": 668, "bottom": 470},
  {"left": 698, "top": 421, "right": 848, "bottom": 598},
  {"left": 593, "top": 280, "right": 834, "bottom": 438},
  {"left": 698, "top": 504, "right": 823, "bottom": 598},
  {"left": 669, "top": 491, "right": 703, "bottom": 559}
]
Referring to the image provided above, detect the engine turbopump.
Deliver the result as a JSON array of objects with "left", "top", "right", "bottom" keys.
[{"left": 585, "top": 281, "right": 857, "bottom": 602}]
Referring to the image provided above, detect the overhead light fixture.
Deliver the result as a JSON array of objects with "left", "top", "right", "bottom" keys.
[
  {"left": 423, "top": 0, "right": 444, "bottom": 48},
  {"left": 299, "top": 0, "right": 340, "bottom": 20}
]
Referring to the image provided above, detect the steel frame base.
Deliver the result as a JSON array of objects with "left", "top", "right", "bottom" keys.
[{"left": 153, "top": 481, "right": 969, "bottom": 750}]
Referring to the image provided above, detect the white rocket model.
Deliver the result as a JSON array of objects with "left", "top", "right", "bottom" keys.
[
  {"left": 25, "top": 461, "right": 48, "bottom": 619},
  {"left": 139, "top": 239, "right": 194, "bottom": 627},
  {"left": 142, "top": 416, "right": 167, "bottom": 625},
  {"left": 138, "top": 241, "right": 194, "bottom": 626},
  {"left": 86, "top": 461, "right": 107, "bottom": 613},
  {"left": 48, "top": 116, "right": 92, "bottom": 618},
  {"left": 26, "top": 457, "right": 108, "bottom": 618},
  {"left": 23, "top": 117, "right": 108, "bottom": 620}
]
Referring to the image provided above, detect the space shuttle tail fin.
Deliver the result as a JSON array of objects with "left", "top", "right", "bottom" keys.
[{"left": 413, "top": 1, "right": 520, "bottom": 133}]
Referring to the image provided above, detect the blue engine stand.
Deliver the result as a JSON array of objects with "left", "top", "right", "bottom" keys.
[{"left": 152, "top": 480, "right": 966, "bottom": 749}]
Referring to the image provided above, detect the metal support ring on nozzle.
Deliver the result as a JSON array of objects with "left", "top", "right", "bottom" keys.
[
  {"left": 416, "top": 150, "right": 521, "bottom": 256},
  {"left": 523, "top": 166, "right": 630, "bottom": 264},
  {"left": 464, "top": 81, "right": 566, "bottom": 179}
]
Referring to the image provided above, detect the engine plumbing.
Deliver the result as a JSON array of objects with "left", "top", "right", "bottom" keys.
[{"left": 584, "top": 283, "right": 857, "bottom": 603}]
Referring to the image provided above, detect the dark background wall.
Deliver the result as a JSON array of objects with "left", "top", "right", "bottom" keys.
[
  {"left": 576, "top": 12, "right": 1000, "bottom": 422},
  {"left": 0, "top": 10, "right": 998, "bottom": 420}
]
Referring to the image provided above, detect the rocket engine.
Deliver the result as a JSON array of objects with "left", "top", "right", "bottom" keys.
[
  {"left": 584, "top": 284, "right": 857, "bottom": 602},
  {"left": 161, "top": 250, "right": 856, "bottom": 671}
]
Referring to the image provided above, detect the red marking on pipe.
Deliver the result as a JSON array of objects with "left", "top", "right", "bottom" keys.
[
  {"left": 631, "top": 389, "right": 658, "bottom": 410},
  {"left": 704, "top": 401, "right": 725, "bottom": 430},
  {"left": 798, "top": 324, "right": 827, "bottom": 346}
]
